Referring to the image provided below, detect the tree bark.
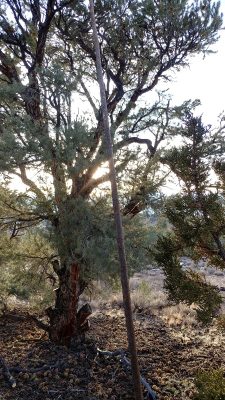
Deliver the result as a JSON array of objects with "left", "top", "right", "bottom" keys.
[
  {"left": 46, "top": 259, "right": 89, "bottom": 346},
  {"left": 89, "top": 1, "right": 143, "bottom": 399}
]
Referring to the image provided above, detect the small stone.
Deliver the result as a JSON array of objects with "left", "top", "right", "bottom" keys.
[{"left": 152, "top": 385, "right": 160, "bottom": 392}]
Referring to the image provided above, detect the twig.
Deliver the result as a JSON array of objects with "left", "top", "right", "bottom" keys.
[
  {"left": 9, "top": 361, "right": 63, "bottom": 374},
  {"left": 97, "top": 348, "right": 125, "bottom": 357},
  {"left": 97, "top": 348, "right": 157, "bottom": 400},
  {"left": 0, "top": 356, "right": 16, "bottom": 388},
  {"left": 48, "top": 389, "right": 86, "bottom": 394}
]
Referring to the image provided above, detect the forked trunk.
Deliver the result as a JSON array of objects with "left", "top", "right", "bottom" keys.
[{"left": 46, "top": 261, "right": 90, "bottom": 346}]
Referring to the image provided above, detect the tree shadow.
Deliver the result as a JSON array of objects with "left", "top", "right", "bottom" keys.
[{"left": 0, "top": 308, "right": 224, "bottom": 399}]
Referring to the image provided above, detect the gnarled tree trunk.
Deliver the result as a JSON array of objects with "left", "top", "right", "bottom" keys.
[
  {"left": 46, "top": 260, "right": 79, "bottom": 345},
  {"left": 46, "top": 258, "right": 91, "bottom": 346}
]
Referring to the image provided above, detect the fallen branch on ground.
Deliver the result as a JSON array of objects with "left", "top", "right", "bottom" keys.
[
  {"left": 97, "top": 348, "right": 157, "bottom": 400},
  {"left": 0, "top": 356, "right": 16, "bottom": 388},
  {"left": 9, "top": 361, "right": 63, "bottom": 374},
  {"left": 48, "top": 389, "right": 86, "bottom": 394}
]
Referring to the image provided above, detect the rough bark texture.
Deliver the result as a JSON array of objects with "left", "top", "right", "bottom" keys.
[{"left": 46, "top": 261, "right": 80, "bottom": 346}]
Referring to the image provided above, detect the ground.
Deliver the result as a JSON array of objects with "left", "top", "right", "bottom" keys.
[{"left": 0, "top": 267, "right": 225, "bottom": 399}]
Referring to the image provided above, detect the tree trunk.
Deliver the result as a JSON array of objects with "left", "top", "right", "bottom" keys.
[
  {"left": 45, "top": 198, "right": 93, "bottom": 346},
  {"left": 46, "top": 259, "right": 91, "bottom": 346},
  {"left": 46, "top": 261, "right": 79, "bottom": 346}
]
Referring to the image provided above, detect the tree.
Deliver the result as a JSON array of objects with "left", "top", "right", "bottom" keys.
[
  {"left": 0, "top": 0, "right": 223, "bottom": 344},
  {"left": 154, "top": 112, "right": 225, "bottom": 323}
]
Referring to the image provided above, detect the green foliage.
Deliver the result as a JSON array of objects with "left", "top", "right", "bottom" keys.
[
  {"left": 52, "top": 195, "right": 154, "bottom": 282},
  {"left": 194, "top": 369, "right": 225, "bottom": 400},
  {"left": 0, "top": 185, "right": 154, "bottom": 304},
  {"left": 0, "top": 196, "right": 56, "bottom": 310},
  {"left": 0, "top": 264, "right": 13, "bottom": 310},
  {"left": 154, "top": 235, "right": 222, "bottom": 323},
  {"left": 163, "top": 114, "right": 225, "bottom": 267},
  {"left": 137, "top": 280, "right": 152, "bottom": 297},
  {"left": 0, "top": 184, "right": 56, "bottom": 308},
  {"left": 107, "top": 276, "right": 122, "bottom": 292},
  {"left": 152, "top": 112, "right": 225, "bottom": 322}
]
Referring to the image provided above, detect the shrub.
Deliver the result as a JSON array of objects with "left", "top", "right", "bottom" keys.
[{"left": 194, "top": 369, "right": 225, "bottom": 400}]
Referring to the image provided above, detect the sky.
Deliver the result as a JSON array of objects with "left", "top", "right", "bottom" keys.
[
  {"left": 161, "top": 4, "right": 225, "bottom": 193},
  {"left": 167, "top": 8, "right": 225, "bottom": 125}
]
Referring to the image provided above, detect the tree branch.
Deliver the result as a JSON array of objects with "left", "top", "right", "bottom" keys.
[
  {"left": 15, "top": 165, "right": 47, "bottom": 202},
  {"left": 78, "top": 172, "right": 110, "bottom": 196},
  {"left": 0, "top": 49, "right": 20, "bottom": 83},
  {"left": 78, "top": 78, "right": 99, "bottom": 118},
  {"left": 116, "top": 137, "right": 155, "bottom": 155}
]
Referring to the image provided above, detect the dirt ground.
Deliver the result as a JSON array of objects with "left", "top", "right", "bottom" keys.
[
  {"left": 0, "top": 305, "right": 225, "bottom": 400},
  {"left": 1, "top": 266, "right": 225, "bottom": 400}
]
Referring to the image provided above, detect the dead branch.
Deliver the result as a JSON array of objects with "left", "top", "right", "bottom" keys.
[
  {"left": 97, "top": 348, "right": 157, "bottom": 400},
  {"left": 48, "top": 388, "right": 86, "bottom": 394},
  {"left": 9, "top": 361, "right": 63, "bottom": 374},
  {"left": 0, "top": 356, "right": 16, "bottom": 388}
]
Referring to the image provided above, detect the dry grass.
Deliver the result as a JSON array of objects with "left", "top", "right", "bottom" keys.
[{"left": 83, "top": 265, "right": 225, "bottom": 331}]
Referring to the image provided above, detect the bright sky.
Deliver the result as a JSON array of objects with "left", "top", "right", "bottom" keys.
[{"left": 168, "top": 9, "right": 225, "bottom": 125}]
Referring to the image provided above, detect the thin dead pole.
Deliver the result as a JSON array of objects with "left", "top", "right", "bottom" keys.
[{"left": 89, "top": 1, "right": 144, "bottom": 399}]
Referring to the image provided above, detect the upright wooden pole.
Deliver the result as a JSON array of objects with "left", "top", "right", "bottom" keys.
[{"left": 89, "top": 1, "right": 143, "bottom": 399}]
